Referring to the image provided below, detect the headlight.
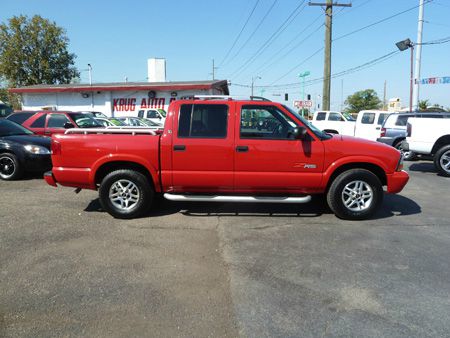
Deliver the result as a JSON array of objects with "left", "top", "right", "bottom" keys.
[
  {"left": 396, "top": 154, "right": 404, "bottom": 171},
  {"left": 24, "top": 145, "right": 51, "bottom": 154}
]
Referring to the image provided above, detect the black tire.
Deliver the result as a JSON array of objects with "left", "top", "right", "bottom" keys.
[
  {"left": 394, "top": 141, "right": 416, "bottom": 161},
  {"left": 98, "top": 169, "right": 154, "bottom": 219},
  {"left": 434, "top": 145, "right": 450, "bottom": 177},
  {"left": 327, "top": 169, "right": 383, "bottom": 220},
  {"left": 0, "top": 153, "right": 23, "bottom": 180}
]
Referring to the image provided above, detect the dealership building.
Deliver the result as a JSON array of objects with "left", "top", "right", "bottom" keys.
[{"left": 9, "top": 58, "right": 229, "bottom": 117}]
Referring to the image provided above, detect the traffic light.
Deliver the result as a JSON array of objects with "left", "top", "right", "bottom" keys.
[
  {"left": 285, "top": 93, "right": 288, "bottom": 101},
  {"left": 307, "top": 94, "right": 311, "bottom": 100}
]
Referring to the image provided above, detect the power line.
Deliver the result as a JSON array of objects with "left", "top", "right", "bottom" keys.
[
  {"left": 418, "top": 36, "right": 450, "bottom": 45},
  {"left": 218, "top": 0, "right": 261, "bottom": 68}
]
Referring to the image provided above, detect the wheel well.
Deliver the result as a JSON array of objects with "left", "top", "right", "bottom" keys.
[
  {"left": 95, "top": 161, "right": 154, "bottom": 187},
  {"left": 326, "top": 162, "right": 387, "bottom": 191},
  {"left": 431, "top": 135, "right": 450, "bottom": 155},
  {"left": 323, "top": 129, "right": 339, "bottom": 134},
  {"left": 393, "top": 137, "right": 406, "bottom": 147}
]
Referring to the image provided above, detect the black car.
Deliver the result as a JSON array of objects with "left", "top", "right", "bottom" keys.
[{"left": 0, "top": 120, "right": 52, "bottom": 180}]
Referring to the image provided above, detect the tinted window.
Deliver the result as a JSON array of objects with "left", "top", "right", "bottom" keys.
[
  {"left": 178, "top": 104, "right": 228, "bottom": 138},
  {"left": 48, "top": 114, "right": 70, "bottom": 128},
  {"left": 395, "top": 115, "right": 410, "bottom": 126},
  {"left": 138, "top": 110, "right": 144, "bottom": 118},
  {"left": 316, "top": 112, "right": 326, "bottom": 121},
  {"left": 7, "top": 112, "right": 35, "bottom": 125},
  {"left": 240, "top": 105, "right": 297, "bottom": 139},
  {"left": 147, "top": 110, "right": 158, "bottom": 118},
  {"left": 361, "top": 113, "right": 375, "bottom": 124},
  {"left": 30, "top": 114, "right": 46, "bottom": 128},
  {"left": 328, "top": 113, "right": 344, "bottom": 121},
  {"left": 0, "top": 120, "right": 33, "bottom": 136},
  {"left": 377, "top": 113, "right": 388, "bottom": 125}
]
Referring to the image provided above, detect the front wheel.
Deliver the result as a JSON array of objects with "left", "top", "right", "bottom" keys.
[
  {"left": 327, "top": 169, "right": 383, "bottom": 220},
  {"left": 0, "top": 153, "right": 23, "bottom": 180},
  {"left": 434, "top": 145, "right": 450, "bottom": 177},
  {"left": 98, "top": 169, "right": 154, "bottom": 219}
]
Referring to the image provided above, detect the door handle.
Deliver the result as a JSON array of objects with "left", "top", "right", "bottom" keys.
[
  {"left": 173, "top": 145, "right": 186, "bottom": 151},
  {"left": 236, "top": 146, "right": 249, "bottom": 152},
  {"left": 376, "top": 127, "right": 381, "bottom": 130}
]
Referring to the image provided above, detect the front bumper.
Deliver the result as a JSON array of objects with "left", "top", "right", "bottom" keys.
[{"left": 386, "top": 170, "right": 409, "bottom": 194}]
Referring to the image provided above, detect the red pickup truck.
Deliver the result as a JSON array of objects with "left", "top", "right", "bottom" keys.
[{"left": 45, "top": 96, "right": 409, "bottom": 220}]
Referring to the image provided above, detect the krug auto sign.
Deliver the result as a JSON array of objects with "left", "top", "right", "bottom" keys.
[{"left": 113, "top": 97, "right": 176, "bottom": 112}]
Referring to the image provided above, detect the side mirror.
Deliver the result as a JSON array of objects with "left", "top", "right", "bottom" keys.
[
  {"left": 64, "top": 122, "right": 75, "bottom": 129},
  {"left": 158, "top": 115, "right": 162, "bottom": 119},
  {"left": 291, "top": 126, "right": 308, "bottom": 140}
]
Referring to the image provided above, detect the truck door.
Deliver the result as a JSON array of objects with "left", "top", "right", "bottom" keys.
[
  {"left": 234, "top": 104, "right": 324, "bottom": 194},
  {"left": 171, "top": 103, "right": 234, "bottom": 192}
]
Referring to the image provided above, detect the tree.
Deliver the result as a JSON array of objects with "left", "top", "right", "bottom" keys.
[
  {"left": 344, "top": 89, "right": 381, "bottom": 115},
  {"left": 0, "top": 15, "right": 79, "bottom": 88},
  {"left": 418, "top": 99, "right": 429, "bottom": 111}
]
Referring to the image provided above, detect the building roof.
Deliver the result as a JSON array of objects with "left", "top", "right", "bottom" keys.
[{"left": 9, "top": 80, "right": 229, "bottom": 95}]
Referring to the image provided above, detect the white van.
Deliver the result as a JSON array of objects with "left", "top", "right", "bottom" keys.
[{"left": 137, "top": 108, "right": 166, "bottom": 125}]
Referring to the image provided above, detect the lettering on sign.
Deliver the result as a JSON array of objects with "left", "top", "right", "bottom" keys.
[{"left": 113, "top": 97, "right": 173, "bottom": 111}]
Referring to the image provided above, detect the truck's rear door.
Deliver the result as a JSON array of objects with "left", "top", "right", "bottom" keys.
[{"left": 170, "top": 102, "right": 234, "bottom": 192}]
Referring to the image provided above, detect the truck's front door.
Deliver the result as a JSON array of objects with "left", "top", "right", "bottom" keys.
[
  {"left": 234, "top": 104, "right": 324, "bottom": 194},
  {"left": 171, "top": 103, "right": 234, "bottom": 192}
]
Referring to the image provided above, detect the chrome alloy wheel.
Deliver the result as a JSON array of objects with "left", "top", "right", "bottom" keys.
[
  {"left": 109, "top": 179, "right": 140, "bottom": 211},
  {"left": 341, "top": 180, "right": 374, "bottom": 212},
  {"left": 0, "top": 156, "right": 15, "bottom": 179},
  {"left": 439, "top": 150, "right": 450, "bottom": 174}
]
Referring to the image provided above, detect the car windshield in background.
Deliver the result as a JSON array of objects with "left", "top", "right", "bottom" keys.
[
  {"left": 343, "top": 112, "right": 356, "bottom": 121},
  {"left": 0, "top": 120, "right": 34, "bottom": 136},
  {"left": 68, "top": 113, "right": 102, "bottom": 128},
  {"left": 282, "top": 105, "right": 332, "bottom": 140}
]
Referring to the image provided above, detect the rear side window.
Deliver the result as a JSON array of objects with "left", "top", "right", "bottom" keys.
[
  {"left": 178, "top": 104, "right": 228, "bottom": 138},
  {"left": 395, "top": 115, "right": 410, "bottom": 126},
  {"left": 48, "top": 114, "right": 70, "bottom": 128},
  {"left": 7, "top": 112, "right": 35, "bottom": 125},
  {"left": 377, "top": 113, "right": 388, "bottom": 125},
  {"left": 30, "top": 114, "right": 46, "bottom": 128},
  {"left": 361, "top": 113, "right": 375, "bottom": 124},
  {"left": 328, "top": 113, "right": 344, "bottom": 121},
  {"left": 316, "top": 112, "right": 326, "bottom": 121},
  {"left": 147, "top": 110, "right": 158, "bottom": 118}
]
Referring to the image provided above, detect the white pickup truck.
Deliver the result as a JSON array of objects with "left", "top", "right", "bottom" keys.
[
  {"left": 312, "top": 110, "right": 389, "bottom": 141},
  {"left": 406, "top": 117, "right": 450, "bottom": 176}
]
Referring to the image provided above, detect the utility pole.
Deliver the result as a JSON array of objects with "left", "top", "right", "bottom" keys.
[
  {"left": 383, "top": 80, "right": 387, "bottom": 110},
  {"left": 412, "top": 0, "right": 425, "bottom": 110},
  {"left": 309, "top": 1, "right": 351, "bottom": 111},
  {"left": 211, "top": 59, "right": 218, "bottom": 80}
]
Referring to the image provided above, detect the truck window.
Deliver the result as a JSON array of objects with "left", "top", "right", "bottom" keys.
[
  {"left": 178, "top": 104, "right": 228, "bottom": 138},
  {"left": 377, "top": 113, "right": 388, "bottom": 125},
  {"left": 48, "top": 114, "right": 70, "bottom": 128},
  {"left": 395, "top": 115, "right": 409, "bottom": 126},
  {"left": 147, "top": 110, "right": 158, "bottom": 119},
  {"left": 138, "top": 110, "right": 144, "bottom": 118},
  {"left": 316, "top": 112, "right": 326, "bottom": 121},
  {"left": 30, "top": 114, "right": 46, "bottom": 128},
  {"left": 240, "top": 105, "right": 297, "bottom": 139},
  {"left": 328, "top": 113, "right": 344, "bottom": 121},
  {"left": 361, "top": 113, "right": 375, "bottom": 124}
]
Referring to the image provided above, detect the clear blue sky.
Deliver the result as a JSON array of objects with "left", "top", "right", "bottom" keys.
[{"left": 2, "top": 0, "right": 450, "bottom": 110}]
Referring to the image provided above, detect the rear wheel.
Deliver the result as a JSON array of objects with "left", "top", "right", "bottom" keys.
[
  {"left": 327, "top": 169, "right": 383, "bottom": 220},
  {"left": 394, "top": 141, "right": 415, "bottom": 161},
  {"left": 434, "top": 145, "right": 450, "bottom": 177},
  {"left": 0, "top": 153, "right": 23, "bottom": 180},
  {"left": 99, "top": 169, "right": 154, "bottom": 219}
]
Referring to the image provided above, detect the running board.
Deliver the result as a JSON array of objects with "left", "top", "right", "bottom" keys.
[{"left": 163, "top": 193, "right": 311, "bottom": 204}]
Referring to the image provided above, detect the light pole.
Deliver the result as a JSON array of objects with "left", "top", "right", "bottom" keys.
[
  {"left": 251, "top": 76, "right": 261, "bottom": 97},
  {"left": 87, "top": 64, "right": 93, "bottom": 108},
  {"left": 395, "top": 39, "right": 414, "bottom": 112},
  {"left": 298, "top": 71, "right": 310, "bottom": 116}
]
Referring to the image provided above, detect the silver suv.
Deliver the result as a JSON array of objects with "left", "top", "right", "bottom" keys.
[{"left": 377, "top": 111, "right": 450, "bottom": 160}]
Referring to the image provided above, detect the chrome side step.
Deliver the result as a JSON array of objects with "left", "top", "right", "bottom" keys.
[{"left": 163, "top": 193, "right": 311, "bottom": 204}]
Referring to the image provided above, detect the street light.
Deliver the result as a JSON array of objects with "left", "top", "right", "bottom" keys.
[
  {"left": 87, "top": 64, "right": 93, "bottom": 108},
  {"left": 395, "top": 38, "right": 414, "bottom": 112},
  {"left": 298, "top": 71, "right": 310, "bottom": 117},
  {"left": 251, "top": 76, "right": 261, "bottom": 97}
]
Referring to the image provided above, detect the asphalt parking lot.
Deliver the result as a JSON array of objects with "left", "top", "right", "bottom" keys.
[{"left": 1, "top": 161, "right": 449, "bottom": 337}]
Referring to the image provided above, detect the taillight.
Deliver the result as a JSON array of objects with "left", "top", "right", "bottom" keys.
[
  {"left": 51, "top": 139, "right": 61, "bottom": 155},
  {"left": 380, "top": 128, "right": 386, "bottom": 137},
  {"left": 406, "top": 123, "right": 412, "bottom": 137}
]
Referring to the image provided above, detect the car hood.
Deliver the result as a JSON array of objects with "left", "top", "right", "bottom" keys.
[{"left": 2, "top": 135, "right": 51, "bottom": 149}]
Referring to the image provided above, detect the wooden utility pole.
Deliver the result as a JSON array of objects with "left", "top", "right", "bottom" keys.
[
  {"left": 309, "top": 1, "right": 351, "bottom": 110},
  {"left": 211, "top": 59, "right": 218, "bottom": 80}
]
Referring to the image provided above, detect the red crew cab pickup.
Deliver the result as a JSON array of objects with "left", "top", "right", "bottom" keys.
[{"left": 45, "top": 96, "right": 409, "bottom": 220}]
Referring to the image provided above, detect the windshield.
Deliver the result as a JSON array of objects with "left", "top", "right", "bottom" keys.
[
  {"left": 342, "top": 112, "right": 356, "bottom": 121},
  {"left": 0, "top": 120, "right": 34, "bottom": 136},
  {"left": 157, "top": 109, "right": 167, "bottom": 117},
  {"left": 68, "top": 113, "right": 102, "bottom": 128},
  {"left": 282, "top": 105, "right": 332, "bottom": 140}
]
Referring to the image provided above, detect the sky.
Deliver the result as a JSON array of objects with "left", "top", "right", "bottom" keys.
[{"left": 2, "top": 0, "right": 450, "bottom": 110}]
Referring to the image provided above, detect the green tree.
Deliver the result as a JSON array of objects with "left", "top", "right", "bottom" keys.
[
  {"left": 0, "top": 15, "right": 79, "bottom": 88},
  {"left": 344, "top": 89, "right": 381, "bottom": 115},
  {"left": 418, "top": 99, "right": 429, "bottom": 111}
]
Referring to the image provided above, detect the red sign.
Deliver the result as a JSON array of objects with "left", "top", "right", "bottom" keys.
[
  {"left": 293, "top": 100, "right": 312, "bottom": 108},
  {"left": 113, "top": 97, "right": 175, "bottom": 112}
]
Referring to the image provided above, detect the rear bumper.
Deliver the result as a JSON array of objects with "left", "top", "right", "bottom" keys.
[
  {"left": 44, "top": 171, "right": 57, "bottom": 187},
  {"left": 386, "top": 170, "right": 409, "bottom": 194}
]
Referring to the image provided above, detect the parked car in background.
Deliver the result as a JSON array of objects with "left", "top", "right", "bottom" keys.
[
  {"left": 406, "top": 117, "right": 450, "bottom": 176},
  {"left": 94, "top": 117, "right": 126, "bottom": 127},
  {"left": 377, "top": 111, "right": 450, "bottom": 160},
  {"left": 7, "top": 111, "right": 103, "bottom": 135},
  {"left": 78, "top": 111, "right": 108, "bottom": 119},
  {"left": 0, "top": 102, "right": 13, "bottom": 119},
  {"left": 312, "top": 110, "right": 389, "bottom": 141},
  {"left": 116, "top": 117, "right": 163, "bottom": 129},
  {"left": 137, "top": 108, "right": 166, "bottom": 125},
  {"left": 0, "top": 119, "right": 51, "bottom": 180}
]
